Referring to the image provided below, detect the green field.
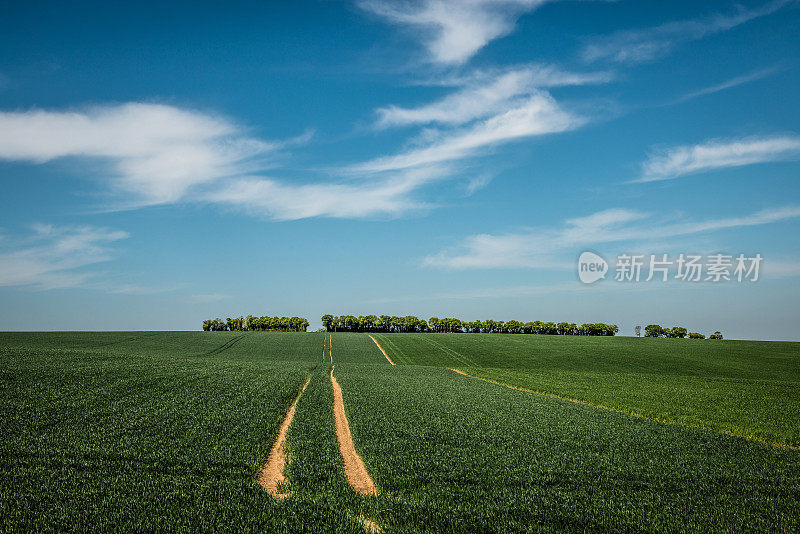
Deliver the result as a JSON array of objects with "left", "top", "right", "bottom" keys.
[
  {"left": 1, "top": 332, "right": 798, "bottom": 532},
  {"left": 372, "top": 333, "right": 800, "bottom": 447}
]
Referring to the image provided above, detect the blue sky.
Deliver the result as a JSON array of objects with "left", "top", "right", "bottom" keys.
[{"left": 0, "top": 0, "right": 799, "bottom": 339}]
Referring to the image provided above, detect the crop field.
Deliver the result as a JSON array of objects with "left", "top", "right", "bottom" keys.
[
  {"left": 371, "top": 333, "right": 800, "bottom": 447},
  {"left": 1, "top": 331, "right": 799, "bottom": 532}
]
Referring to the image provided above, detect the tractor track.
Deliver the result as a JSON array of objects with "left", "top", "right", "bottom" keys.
[{"left": 202, "top": 333, "right": 246, "bottom": 356}]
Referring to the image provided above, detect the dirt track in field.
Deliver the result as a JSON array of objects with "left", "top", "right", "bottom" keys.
[
  {"left": 258, "top": 377, "right": 310, "bottom": 498},
  {"left": 330, "top": 367, "right": 377, "bottom": 496},
  {"left": 358, "top": 516, "right": 382, "bottom": 532},
  {"left": 367, "top": 335, "right": 395, "bottom": 365}
]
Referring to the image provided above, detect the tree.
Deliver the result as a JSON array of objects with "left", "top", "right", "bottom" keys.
[
  {"left": 556, "top": 322, "right": 571, "bottom": 335},
  {"left": 666, "top": 326, "right": 687, "bottom": 339},
  {"left": 635, "top": 325, "right": 641, "bottom": 337},
  {"left": 644, "top": 324, "right": 664, "bottom": 337},
  {"left": 317, "top": 314, "right": 620, "bottom": 337},
  {"left": 709, "top": 331, "right": 723, "bottom": 340},
  {"left": 211, "top": 315, "right": 309, "bottom": 332},
  {"left": 689, "top": 332, "right": 705, "bottom": 339},
  {"left": 429, "top": 317, "right": 440, "bottom": 332}
]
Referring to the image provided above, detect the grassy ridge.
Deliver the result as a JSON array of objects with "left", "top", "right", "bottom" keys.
[
  {"left": 336, "top": 361, "right": 800, "bottom": 532},
  {"left": 372, "top": 333, "right": 800, "bottom": 446}
]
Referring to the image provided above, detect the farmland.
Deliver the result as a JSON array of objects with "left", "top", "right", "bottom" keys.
[
  {"left": 1, "top": 331, "right": 799, "bottom": 532},
  {"left": 371, "top": 333, "right": 800, "bottom": 448}
]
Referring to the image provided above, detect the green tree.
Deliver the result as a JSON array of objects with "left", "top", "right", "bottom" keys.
[
  {"left": 667, "top": 327, "right": 687, "bottom": 339},
  {"left": 644, "top": 324, "right": 664, "bottom": 337}
]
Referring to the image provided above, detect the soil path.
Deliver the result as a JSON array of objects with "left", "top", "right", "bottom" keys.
[
  {"left": 358, "top": 517, "right": 382, "bottom": 533},
  {"left": 258, "top": 377, "right": 311, "bottom": 498},
  {"left": 330, "top": 367, "right": 377, "bottom": 495},
  {"left": 367, "top": 335, "right": 395, "bottom": 365}
]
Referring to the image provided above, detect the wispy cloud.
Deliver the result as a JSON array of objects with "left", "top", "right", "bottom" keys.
[
  {"left": 636, "top": 135, "right": 800, "bottom": 183},
  {"left": 358, "top": 64, "right": 601, "bottom": 202},
  {"left": 0, "top": 102, "right": 446, "bottom": 220},
  {"left": 0, "top": 74, "right": 591, "bottom": 222},
  {"left": 355, "top": 91, "right": 583, "bottom": 173},
  {"left": 464, "top": 172, "right": 495, "bottom": 195},
  {"left": 358, "top": 0, "right": 550, "bottom": 65},
  {"left": 0, "top": 224, "right": 129, "bottom": 289},
  {"left": 101, "top": 283, "right": 182, "bottom": 295},
  {"left": 668, "top": 65, "right": 783, "bottom": 105},
  {"left": 205, "top": 165, "right": 445, "bottom": 220},
  {"left": 0, "top": 103, "right": 280, "bottom": 206},
  {"left": 423, "top": 205, "right": 800, "bottom": 269},
  {"left": 582, "top": 0, "right": 790, "bottom": 64},
  {"left": 375, "top": 64, "right": 611, "bottom": 128}
]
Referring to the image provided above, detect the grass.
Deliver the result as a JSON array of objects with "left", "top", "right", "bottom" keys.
[
  {"left": 371, "top": 333, "right": 800, "bottom": 447},
  {"left": 1, "top": 331, "right": 798, "bottom": 532},
  {"left": 336, "top": 361, "right": 800, "bottom": 532},
  {"left": 0, "top": 332, "right": 327, "bottom": 531}
]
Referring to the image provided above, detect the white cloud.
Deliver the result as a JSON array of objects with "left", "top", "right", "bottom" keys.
[
  {"left": 375, "top": 64, "right": 611, "bottom": 128},
  {"left": 0, "top": 90, "right": 585, "bottom": 221},
  {"left": 637, "top": 135, "right": 800, "bottom": 183},
  {"left": 358, "top": 0, "right": 549, "bottom": 64},
  {"left": 582, "top": 0, "right": 790, "bottom": 64},
  {"left": 0, "top": 102, "right": 444, "bottom": 220},
  {"left": 423, "top": 205, "right": 800, "bottom": 269},
  {"left": 465, "top": 172, "right": 495, "bottom": 195},
  {"left": 0, "top": 103, "right": 277, "bottom": 206},
  {"left": 669, "top": 66, "right": 783, "bottom": 105},
  {"left": 102, "top": 283, "right": 182, "bottom": 295},
  {"left": 0, "top": 224, "right": 129, "bottom": 289},
  {"left": 355, "top": 91, "right": 583, "bottom": 172},
  {"left": 205, "top": 165, "right": 444, "bottom": 220}
]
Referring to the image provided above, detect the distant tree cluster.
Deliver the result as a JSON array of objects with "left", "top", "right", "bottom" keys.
[
  {"left": 321, "top": 315, "right": 619, "bottom": 336},
  {"left": 322, "top": 315, "right": 427, "bottom": 333},
  {"left": 644, "top": 324, "right": 722, "bottom": 339},
  {"left": 202, "top": 316, "right": 309, "bottom": 332}
]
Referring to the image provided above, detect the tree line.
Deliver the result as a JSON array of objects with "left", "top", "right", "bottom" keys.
[
  {"left": 202, "top": 316, "right": 309, "bottom": 332},
  {"left": 643, "top": 325, "right": 722, "bottom": 339},
  {"left": 321, "top": 315, "right": 619, "bottom": 336}
]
